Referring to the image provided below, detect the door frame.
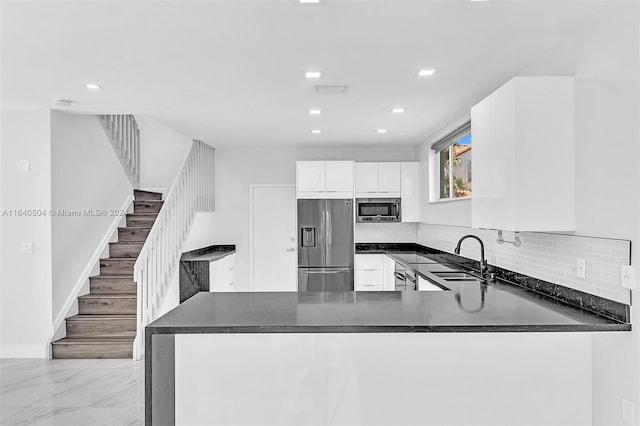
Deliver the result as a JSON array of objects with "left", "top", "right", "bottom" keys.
[{"left": 249, "top": 184, "right": 297, "bottom": 292}]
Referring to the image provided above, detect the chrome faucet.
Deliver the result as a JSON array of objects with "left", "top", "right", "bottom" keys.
[{"left": 454, "top": 235, "right": 489, "bottom": 277}]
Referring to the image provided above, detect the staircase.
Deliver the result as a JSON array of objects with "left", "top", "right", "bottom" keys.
[{"left": 52, "top": 190, "right": 163, "bottom": 359}]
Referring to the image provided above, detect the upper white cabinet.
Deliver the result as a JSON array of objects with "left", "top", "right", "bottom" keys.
[
  {"left": 297, "top": 161, "right": 354, "bottom": 199},
  {"left": 377, "top": 163, "right": 401, "bottom": 193},
  {"left": 355, "top": 162, "right": 401, "bottom": 197},
  {"left": 296, "top": 161, "right": 325, "bottom": 192},
  {"left": 471, "top": 76, "right": 575, "bottom": 232},
  {"left": 400, "top": 162, "right": 421, "bottom": 223}
]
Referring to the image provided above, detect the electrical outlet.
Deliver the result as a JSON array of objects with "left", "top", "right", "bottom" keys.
[
  {"left": 622, "top": 397, "right": 635, "bottom": 424},
  {"left": 621, "top": 265, "right": 635, "bottom": 289},
  {"left": 576, "top": 258, "right": 586, "bottom": 279},
  {"left": 20, "top": 241, "right": 34, "bottom": 255}
]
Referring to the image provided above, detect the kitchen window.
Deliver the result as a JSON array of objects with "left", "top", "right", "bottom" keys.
[{"left": 431, "top": 120, "right": 472, "bottom": 200}]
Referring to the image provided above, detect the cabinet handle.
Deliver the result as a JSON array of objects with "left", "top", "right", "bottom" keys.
[{"left": 364, "top": 269, "right": 376, "bottom": 271}]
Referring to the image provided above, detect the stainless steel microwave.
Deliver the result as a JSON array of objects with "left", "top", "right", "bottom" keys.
[{"left": 355, "top": 198, "right": 401, "bottom": 223}]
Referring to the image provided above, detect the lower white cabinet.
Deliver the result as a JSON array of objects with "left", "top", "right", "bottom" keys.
[
  {"left": 209, "top": 254, "right": 236, "bottom": 292},
  {"left": 418, "top": 276, "right": 443, "bottom": 292},
  {"left": 355, "top": 254, "right": 395, "bottom": 291}
]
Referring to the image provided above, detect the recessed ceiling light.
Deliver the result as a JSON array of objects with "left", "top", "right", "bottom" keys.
[
  {"left": 305, "top": 71, "right": 322, "bottom": 79},
  {"left": 311, "top": 129, "right": 322, "bottom": 134},
  {"left": 308, "top": 108, "right": 322, "bottom": 115},
  {"left": 391, "top": 107, "right": 405, "bottom": 114},
  {"left": 418, "top": 69, "right": 436, "bottom": 77},
  {"left": 469, "top": 0, "right": 490, "bottom": 2},
  {"left": 376, "top": 129, "right": 388, "bottom": 134},
  {"left": 299, "top": 0, "right": 323, "bottom": 4},
  {"left": 85, "top": 83, "right": 101, "bottom": 90}
]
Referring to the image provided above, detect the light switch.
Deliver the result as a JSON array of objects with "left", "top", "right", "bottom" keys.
[
  {"left": 20, "top": 241, "right": 34, "bottom": 255},
  {"left": 17, "top": 160, "right": 30, "bottom": 173}
]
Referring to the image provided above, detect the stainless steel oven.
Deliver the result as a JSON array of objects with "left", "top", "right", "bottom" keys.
[{"left": 356, "top": 198, "right": 401, "bottom": 223}]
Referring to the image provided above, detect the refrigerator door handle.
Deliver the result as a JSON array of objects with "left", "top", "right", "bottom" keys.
[
  {"left": 303, "top": 268, "right": 351, "bottom": 274},
  {"left": 326, "top": 202, "right": 331, "bottom": 263}
]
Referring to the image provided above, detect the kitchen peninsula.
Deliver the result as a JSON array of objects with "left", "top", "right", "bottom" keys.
[{"left": 146, "top": 245, "right": 630, "bottom": 426}]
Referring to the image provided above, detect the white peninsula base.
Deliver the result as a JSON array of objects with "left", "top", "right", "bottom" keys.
[{"left": 175, "top": 332, "right": 591, "bottom": 426}]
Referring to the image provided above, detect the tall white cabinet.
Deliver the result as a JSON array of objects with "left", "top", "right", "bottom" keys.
[
  {"left": 400, "top": 162, "right": 421, "bottom": 223},
  {"left": 471, "top": 76, "right": 575, "bottom": 231}
]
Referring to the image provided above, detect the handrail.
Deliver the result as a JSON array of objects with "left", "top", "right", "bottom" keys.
[
  {"left": 132, "top": 140, "right": 215, "bottom": 359},
  {"left": 97, "top": 115, "right": 140, "bottom": 185}
]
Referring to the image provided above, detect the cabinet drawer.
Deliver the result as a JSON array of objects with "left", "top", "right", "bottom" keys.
[
  {"left": 355, "top": 269, "right": 384, "bottom": 286},
  {"left": 355, "top": 284, "right": 384, "bottom": 292},
  {"left": 354, "top": 254, "right": 384, "bottom": 270}
]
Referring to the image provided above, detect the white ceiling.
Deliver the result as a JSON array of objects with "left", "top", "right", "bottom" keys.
[{"left": 1, "top": 0, "right": 613, "bottom": 147}]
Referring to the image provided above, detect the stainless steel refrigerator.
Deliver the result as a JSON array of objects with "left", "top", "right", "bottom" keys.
[{"left": 298, "top": 199, "right": 354, "bottom": 291}]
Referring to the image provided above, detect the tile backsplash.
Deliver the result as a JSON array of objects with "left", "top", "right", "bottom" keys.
[
  {"left": 418, "top": 224, "right": 632, "bottom": 305},
  {"left": 355, "top": 222, "right": 418, "bottom": 244}
]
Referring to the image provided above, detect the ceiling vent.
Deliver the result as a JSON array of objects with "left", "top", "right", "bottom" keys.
[
  {"left": 55, "top": 99, "right": 73, "bottom": 107},
  {"left": 314, "top": 85, "right": 349, "bottom": 95}
]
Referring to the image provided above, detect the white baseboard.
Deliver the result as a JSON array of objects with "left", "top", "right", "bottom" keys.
[
  {"left": 49, "top": 194, "right": 135, "bottom": 343},
  {"left": 0, "top": 345, "right": 48, "bottom": 359}
]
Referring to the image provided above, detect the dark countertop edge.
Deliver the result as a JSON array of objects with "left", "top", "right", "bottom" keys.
[
  {"left": 180, "top": 244, "right": 236, "bottom": 262},
  {"left": 356, "top": 243, "right": 631, "bottom": 324},
  {"left": 146, "top": 323, "right": 631, "bottom": 335}
]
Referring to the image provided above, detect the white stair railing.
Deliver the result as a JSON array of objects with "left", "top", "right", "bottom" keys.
[
  {"left": 97, "top": 114, "right": 140, "bottom": 185},
  {"left": 132, "top": 140, "right": 215, "bottom": 359}
]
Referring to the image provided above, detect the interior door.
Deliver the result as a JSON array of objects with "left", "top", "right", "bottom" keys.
[{"left": 252, "top": 186, "right": 297, "bottom": 291}]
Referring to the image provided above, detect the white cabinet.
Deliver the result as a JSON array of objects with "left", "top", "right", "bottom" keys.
[
  {"left": 377, "top": 163, "right": 401, "bottom": 193},
  {"left": 355, "top": 162, "right": 400, "bottom": 198},
  {"left": 354, "top": 163, "right": 378, "bottom": 193},
  {"left": 354, "top": 254, "right": 395, "bottom": 291},
  {"left": 296, "top": 161, "right": 325, "bottom": 192},
  {"left": 471, "top": 76, "right": 575, "bottom": 232},
  {"left": 297, "top": 161, "right": 354, "bottom": 199},
  {"left": 418, "top": 276, "right": 443, "bottom": 292},
  {"left": 400, "top": 162, "right": 420, "bottom": 223},
  {"left": 209, "top": 254, "right": 236, "bottom": 292},
  {"left": 325, "top": 161, "right": 355, "bottom": 193}
]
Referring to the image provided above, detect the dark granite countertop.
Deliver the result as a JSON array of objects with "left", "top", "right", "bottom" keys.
[
  {"left": 148, "top": 243, "right": 630, "bottom": 334},
  {"left": 180, "top": 244, "right": 235, "bottom": 262},
  {"left": 147, "top": 290, "right": 628, "bottom": 334},
  {"left": 148, "top": 287, "right": 629, "bottom": 335}
]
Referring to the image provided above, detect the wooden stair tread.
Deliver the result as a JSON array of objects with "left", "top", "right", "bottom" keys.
[
  {"left": 79, "top": 294, "right": 136, "bottom": 299},
  {"left": 90, "top": 274, "right": 134, "bottom": 279},
  {"left": 53, "top": 336, "right": 134, "bottom": 344},
  {"left": 100, "top": 257, "right": 137, "bottom": 262},
  {"left": 67, "top": 314, "right": 136, "bottom": 321},
  {"left": 134, "top": 189, "right": 162, "bottom": 200}
]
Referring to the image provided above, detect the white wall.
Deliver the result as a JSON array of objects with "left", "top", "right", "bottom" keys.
[
  {"left": 135, "top": 115, "right": 192, "bottom": 192},
  {"left": 0, "top": 110, "right": 53, "bottom": 358},
  {"left": 50, "top": 111, "right": 133, "bottom": 324},
  {"left": 417, "top": 3, "right": 639, "bottom": 424},
  {"left": 213, "top": 146, "right": 416, "bottom": 290}
]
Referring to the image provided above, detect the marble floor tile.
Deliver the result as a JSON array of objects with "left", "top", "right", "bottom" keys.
[
  {"left": 0, "top": 359, "right": 144, "bottom": 425},
  {"left": 1, "top": 406, "right": 132, "bottom": 426}
]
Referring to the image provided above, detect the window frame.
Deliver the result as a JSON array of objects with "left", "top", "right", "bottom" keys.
[{"left": 430, "top": 120, "right": 472, "bottom": 203}]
